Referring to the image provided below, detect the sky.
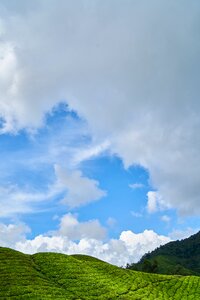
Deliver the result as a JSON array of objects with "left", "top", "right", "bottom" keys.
[{"left": 0, "top": 0, "right": 200, "bottom": 266}]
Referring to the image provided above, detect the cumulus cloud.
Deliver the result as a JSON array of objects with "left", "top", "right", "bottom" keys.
[
  {"left": 119, "top": 230, "right": 170, "bottom": 262},
  {"left": 0, "top": 222, "right": 30, "bottom": 248},
  {"left": 0, "top": 1, "right": 200, "bottom": 215},
  {"left": 16, "top": 228, "right": 170, "bottom": 266},
  {"left": 0, "top": 219, "right": 170, "bottom": 267},
  {"left": 56, "top": 213, "right": 106, "bottom": 240},
  {"left": 55, "top": 164, "right": 106, "bottom": 208}
]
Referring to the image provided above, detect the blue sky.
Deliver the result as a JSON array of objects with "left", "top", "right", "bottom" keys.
[{"left": 0, "top": 0, "right": 200, "bottom": 266}]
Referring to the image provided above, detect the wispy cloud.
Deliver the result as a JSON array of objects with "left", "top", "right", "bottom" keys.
[
  {"left": 129, "top": 183, "right": 145, "bottom": 189},
  {"left": 161, "top": 215, "right": 171, "bottom": 223},
  {"left": 73, "top": 140, "right": 110, "bottom": 165},
  {"left": 0, "top": 163, "right": 106, "bottom": 217},
  {"left": 0, "top": 183, "right": 61, "bottom": 218},
  {"left": 169, "top": 227, "right": 200, "bottom": 240},
  {"left": 131, "top": 211, "right": 143, "bottom": 218}
]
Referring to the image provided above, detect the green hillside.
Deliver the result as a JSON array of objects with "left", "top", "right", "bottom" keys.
[
  {"left": 0, "top": 247, "right": 200, "bottom": 299},
  {"left": 127, "top": 231, "right": 200, "bottom": 276}
]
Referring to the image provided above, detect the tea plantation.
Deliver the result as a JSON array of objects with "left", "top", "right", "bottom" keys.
[{"left": 0, "top": 247, "right": 200, "bottom": 299}]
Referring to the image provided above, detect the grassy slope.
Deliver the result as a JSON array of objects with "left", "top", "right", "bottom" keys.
[{"left": 0, "top": 247, "right": 200, "bottom": 299}]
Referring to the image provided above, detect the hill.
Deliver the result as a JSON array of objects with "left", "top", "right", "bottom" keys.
[
  {"left": 127, "top": 231, "right": 200, "bottom": 276},
  {"left": 0, "top": 247, "right": 200, "bottom": 299}
]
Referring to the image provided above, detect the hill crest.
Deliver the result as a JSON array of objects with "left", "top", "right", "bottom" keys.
[
  {"left": 0, "top": 246, "right": 200, "bottom": 299},
  {"left": 127, "top": 230, "right": 200, "bottom": 276}
]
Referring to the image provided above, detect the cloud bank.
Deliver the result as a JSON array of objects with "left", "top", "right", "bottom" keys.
[
  {"left": 11, "top": 215, "right": 170, "bottom": 266},
  {"left": 0, "top": 0, "right": 200, "bottom": 216}
]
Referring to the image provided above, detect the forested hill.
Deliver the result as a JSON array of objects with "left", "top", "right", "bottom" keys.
[{"left": 127, "top": 231, "right": 200, "bottom": 276}]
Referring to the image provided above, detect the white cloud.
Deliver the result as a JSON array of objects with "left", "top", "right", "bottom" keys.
[
  {"left": 0, "top": 222, "right": 30, "bottom": 248},
  {"left": 16, "top": 235, "right": 68, "bottom": 254},
  {"left": 55, "top": 164, "right": 106, "bottom": 208},
  {"left": 56, "top": 213, "right": 106, "bottom": 240},
  {"left": 0, "top": 218, "right": 170, "bottom": 267},
  {"left": 106, "top": 217, "right": 117, "bottom": 228},
  {"left": 16, "top": 228, "right": 170, "bottom": 266},
  {"left": 147, "top": 191, "right": 169, "bottom": 214},
  {"left": 131, "top": 211, "right": 143, "bottom": 218},
  {"left": 119, "top": 230, "right": 170, "bottom": 262},
  {"left": 0, "top": 164, "right": 105, "bottom": 217},
  {"left": 0, "top": 1, "right": 200, "bottom": 215},
  {"left": 73, "top": 140, "right": 110, "bottom": 165},
  {"left": 146, "top": 191, "right": 159, "bottom": 213},
  {"left": 169, "top": 227, "right": 199, "bottom": 241},
  {"left": 161, "top": 215, "right": 171, "bottom": 223},
  {"left": 129, "top": 183, "right": 145, "bottom": 189},
  {"left": 0, "top": 184, "right": 59, "bottom": 217}
]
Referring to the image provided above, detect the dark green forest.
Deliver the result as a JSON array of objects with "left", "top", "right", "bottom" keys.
[{"left": 127, "top": 231, "right": 200, "bottom": 276}]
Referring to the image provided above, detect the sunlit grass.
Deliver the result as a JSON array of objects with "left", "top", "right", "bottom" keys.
[{"left": 0, "top": 247, "right": 199, "bottom": 299}]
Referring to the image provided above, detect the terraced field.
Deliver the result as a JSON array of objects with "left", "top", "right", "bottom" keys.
[{"left": 0, "top": 247, "right": 200, "bottom": 299}]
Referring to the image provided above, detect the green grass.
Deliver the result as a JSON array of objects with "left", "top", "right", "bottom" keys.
[{"left": 0, "top": 247, "right": 200, "bottom": 299}]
